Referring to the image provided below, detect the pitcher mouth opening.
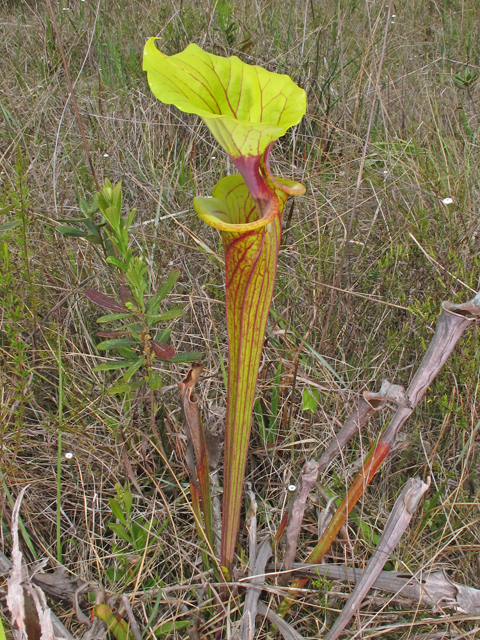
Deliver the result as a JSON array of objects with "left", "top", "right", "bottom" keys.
[
  {"left": 194, "top": 145, "right": 305, "bottom": 234},
  {"left": 442, "top": 295, "right": 480, "bottom": 320}
]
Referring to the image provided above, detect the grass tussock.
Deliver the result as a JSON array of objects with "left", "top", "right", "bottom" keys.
[{"left": 1, "top": 0, "right": 480, "bottom": 638}]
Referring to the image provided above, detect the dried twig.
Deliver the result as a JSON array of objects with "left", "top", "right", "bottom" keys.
[
  {"left": 279, "top": 291, "right": 480, "bottom": 616},
  {"left": 325, "top": 476, "right": 430, "bottom": 640},
  {"left": 281, "top": 380, "right": 407, "bottom": 579},
  {"left": 291, "top": 564, "right": 480, "bottom": 615},
  {"left": 257, "top": 601, "right": 304, "bottom": 640},
  {"left": 178, "top": 362, "right": 214, "bottom": 550},
  {"left": 234, "top": 540, "right": 273, "bottom": 640},
  {"left": 5, "top": 487, "right": 75, "bottom": 640},
  {"left": 119, "top": 595, "right": 142, "bottom": 640}
]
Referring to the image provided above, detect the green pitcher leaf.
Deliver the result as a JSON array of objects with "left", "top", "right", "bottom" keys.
[
  {"left": 194, "top": 173, "right": 293, "bottom": 233},
  {"left": 143, "top": 40, "right": 306, "bottom": 161},
  {"left": 195, "top": 173, "right": 290, "bottom": 569},
  {"left": 301, "top": 387, "right": 320, "bottom": 413},
  {"left": 93, "top": 604, "right": 134, "bottom": 640},
  {"left": 145, "top": 40, "right": 308, "bottom": 574}
]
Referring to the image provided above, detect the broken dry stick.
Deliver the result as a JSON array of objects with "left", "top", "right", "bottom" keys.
[
  {"left": 257, "top": 601, "right": 305, "bottom": 640},
  {"left": 325, "top": 477, "right": 429, "bottom": 640},
  {"left": 6, "top": 487, "right": 75, "bottom": 640},
  {"left": 282, "top": 381, "right": 408, "bottom": 579},
  {"left": 318, "top": 381, "right": 409, "bottom": 475},
  {"left": 178, "top": 363, "right": 214, "bottom": 550},
  {"left": 279, "top": 291, "right": 480, "bottom": 617},
  {"left": 281, "top": 459, "right": 318, "bottom": 582},
  {"left": 382, "top": 294, "right": 480, "bottom": 448},
  {"left": 292, "top": 564, "right": 480, "bottom": 615},
  {"left": 234, "top": 539, "right": 272, "bottom": 640}
]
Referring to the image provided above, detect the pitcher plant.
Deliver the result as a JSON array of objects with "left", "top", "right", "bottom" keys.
[{"left": 143, "top": 40, "right": 306, "bottom": 572}]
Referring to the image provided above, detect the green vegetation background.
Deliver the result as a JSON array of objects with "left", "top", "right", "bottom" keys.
[{"left": 1, "top": 0, "right": 480, "bottom": 637}]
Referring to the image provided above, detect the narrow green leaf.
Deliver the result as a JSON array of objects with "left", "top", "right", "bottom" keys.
[
  {"left": 85, "top": 235, "right": 103, "bottom": 245},
  {"left": 84, "top": 219, "right": 101, "bottom": 236},
  {"left": 123, "top": 356, "right": 145, "bottom": 382},
  {"left": 155, "top": 328, "right": 171, "bottom": 343},
  {"left": 96, "top": 312, "right": 134, "bottom": 323},
  {"left": 107, "top": 380, "right": 144, "bottom": 395},
  {"left": 148, "top": 371, "right": 163, "bottom": 390},
  {"left": 104, "top": 205, "right": 121, "bottom": 232},
  {"left": 160, "top": 351, "right": 202, "bottom": 363},
  {"left": 56, "top": 216, "right": 89, "bottom": 223},
  {"left": 57, "top": 225, "right": 89, "bottom": 238},
  {"left": 112, "top": 181, "right": 123, "bottom": 212},
  {"left": 126, "top": 207, "right": 136, "bottom": 229},
  {"left": 145, "top": 269, "right": 180, "bottom": 315},
  {"left": 123, "top": 485, "right": 133, "bottom": 519},
  {"left": 106, "top": 256, "right": 128, "bottom": 272},
  {"left": 0, "top": 220, "right": 21, "bottom": 232},
  {"left": 0, "top": 205, "right": 14, "bottom": 216},
  {"left": 97, "top": 338, "right": 138, "bottom": 351},
  {"left": 117, "top": 346, "right": 138, "bottom": 359},
  {"left": 79, "top": 199, "right": 92, "bottom": 217},
  {"left": 109, "top": 522, "right": 132, "bottom": 543},
  {"left": 146, "top": 306, "right": 184, "bottom": 324},
  {"left": 108, "top": 498, "right": 127, "bottom": 526},
  {"left": 93, "top": 360, "right": 134, "bottom": 372}
]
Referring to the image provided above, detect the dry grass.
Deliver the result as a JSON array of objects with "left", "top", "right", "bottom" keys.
[{"left": 1, "top": 0, "right": 480, "bottom": 638}]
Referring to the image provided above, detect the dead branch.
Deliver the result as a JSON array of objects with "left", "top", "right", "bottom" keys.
[
  {"left": 281, "top": 380, "right": 408, "bottom": 579},
  {"left": 325, "top": 476, "right": 430, "bottom": 640},
  {"left": 292, "top": 564, "right": 480, "bottom": 615}
]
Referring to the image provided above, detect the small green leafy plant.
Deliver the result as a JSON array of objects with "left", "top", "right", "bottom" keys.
[
  {"left": 106, "top": 483, "right": 162, "bottom": 585},
  {"left": 453, "top": 66, "right": 478, "bottom": 91},
  {"left": 72, "top": 180, "right": 201, "bottom": 395},
  {"left": 213, "top": 0, "right": 238, "bottom": 47}
]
